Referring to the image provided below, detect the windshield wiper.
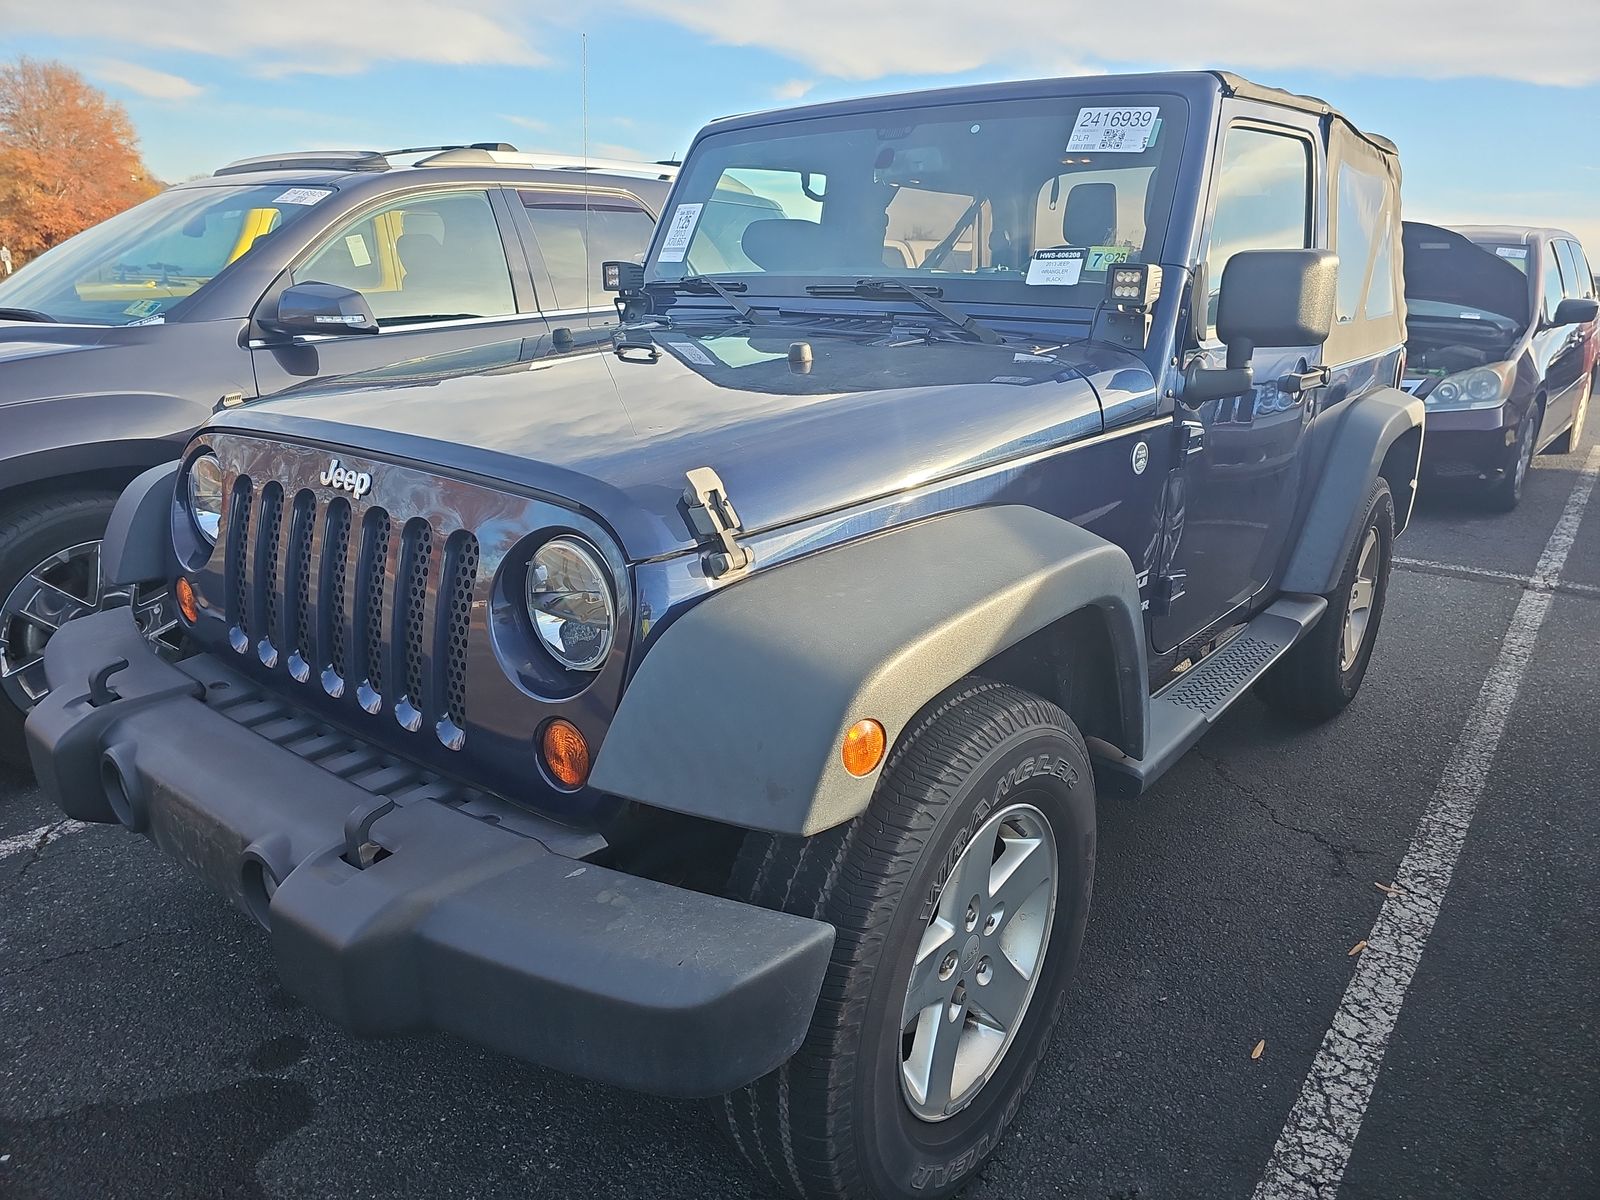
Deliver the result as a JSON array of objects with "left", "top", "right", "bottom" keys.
[
  {"left": 805, "top": 279, "right": 1004, "bottom": 345},
  {"left": 0, "top": 307, "right": 56, "bottom": 323},
  {"left": 664, "top": 275, "right": 766, "bottom": 324}
]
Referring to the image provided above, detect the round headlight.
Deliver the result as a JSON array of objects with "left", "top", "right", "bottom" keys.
[
  {"left": 1465, "top": 368, "right": 1502, "bottom": 403},
  {"left": 525, "top": 537, "right": 614, "bottom": 671},
  {"left": 1430, "top": 378, "right": 1462, "bottom": 407},
  {"left": 186, "top": 453, "right": 225, "bottom": 544}
]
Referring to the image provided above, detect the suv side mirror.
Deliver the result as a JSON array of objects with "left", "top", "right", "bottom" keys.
[
  {"left": 1552, "top": 297, "right": 1599, "bottom": 327},
  {"left": 265, "top": 282, "right": 379, "bottom": 338},
  {"left": 1217, "top": 248, "right": 1339, "bottom": 369}
]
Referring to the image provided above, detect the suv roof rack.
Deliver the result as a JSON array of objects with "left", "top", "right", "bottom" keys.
[
  {"left": 213, "top": 150, "right": 390, "bottom": 177},
  {"left": 415, "top": 147, "right": 680, "bottom": 181}
]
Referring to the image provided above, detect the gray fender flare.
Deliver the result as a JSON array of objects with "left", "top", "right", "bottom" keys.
[
  {"left": 100, "top": 461, "right": 180, "bottom": 587},
  {"left": 590, "top": 505, "right": 1147, "bottom": 837},
  {"left": 1281, "top": 387, "right": 1424, "bottom": 596}
]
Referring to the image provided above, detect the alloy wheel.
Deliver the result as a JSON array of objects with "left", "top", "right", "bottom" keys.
[
  {"left": 899, "top": 801, "right": 1058, "bottom": 1122},
  {"left": 0, "top": 540, "right": 179, "bottom": 711},
  {"left": 1341, "top": 527, "right": 1382, "bottom": 673}
]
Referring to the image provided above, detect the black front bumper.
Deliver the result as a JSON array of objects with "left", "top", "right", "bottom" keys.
[
  {"left": 1420, "top": 405, "right": 1517, "bottom": 477},
  {"left": 25, "top": 611, "right": 834, "bottom": 1098}
]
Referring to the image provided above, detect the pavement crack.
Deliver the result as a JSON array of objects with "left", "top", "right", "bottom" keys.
[
  {"left": 0, "top": 926, "right": 190, "bottom": 979},
  {"left": 1193, "top": 747, "right": 1372, "bottom": 878}
]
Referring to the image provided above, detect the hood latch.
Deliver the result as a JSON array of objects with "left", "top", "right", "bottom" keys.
[{"left": 681, "top": 466, "right": 753, "bottom": 579}]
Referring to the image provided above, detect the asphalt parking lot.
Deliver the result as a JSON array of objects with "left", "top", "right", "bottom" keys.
[{"left": 2, "top": 432, "right": 1597, "bottom": 1200}]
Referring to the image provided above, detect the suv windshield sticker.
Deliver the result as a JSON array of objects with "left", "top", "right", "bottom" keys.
[
  {"left": 1025, "top": 248, "right": 1086, "bottom": 286},
  {"left": 662, "top": 338, "right": 714, "bottom": 366},
  {"left": 272, "top": 187, "right": 334, "bottom": 206},
  {"left": 657, "top": 203, "right": 704, "bottom": 263},
  {"left": 1068, "top": 107, "right": 1159, "bottom": 153},
  {"left": 122, "top": 299, "right": 162, "bottom": 318},
  {"left": 1495, "top": 246, "right": 1528, "bottom": 259},
  {"left": 1087, "top": 246, "right": 1132, "bottom": 270}
]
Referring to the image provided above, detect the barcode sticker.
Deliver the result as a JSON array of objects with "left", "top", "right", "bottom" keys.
[{"left": 1068, "top": 107, "right": 1159, "bottom": 154}]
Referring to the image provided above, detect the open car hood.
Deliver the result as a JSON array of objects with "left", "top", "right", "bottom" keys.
[{"left": 1402, "top": 221, "right": 1529, "bottom": 325}]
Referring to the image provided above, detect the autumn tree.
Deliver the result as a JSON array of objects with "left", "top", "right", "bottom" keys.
[{"left": 0, "top": 57, "right": 160, "bottom": 263}]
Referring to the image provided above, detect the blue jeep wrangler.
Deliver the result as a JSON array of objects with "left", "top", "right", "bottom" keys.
[{"left": 27, "top": 71, "right": 1421, "bottom": 1200}]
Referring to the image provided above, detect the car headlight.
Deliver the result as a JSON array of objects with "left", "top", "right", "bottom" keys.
[
  {"left": 186, "top": 453, "right": 225, "bottom": 544},
  {"left": 1426, "top": 366, "right": 1508, "bottom": 411},
  {"left": 525, "top": 537, "right": 614, "bottom": 671}
]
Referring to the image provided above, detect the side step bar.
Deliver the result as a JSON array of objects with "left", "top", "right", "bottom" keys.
[{"left": 1090, "top": 595, "right": 1329, "bottom": 798}]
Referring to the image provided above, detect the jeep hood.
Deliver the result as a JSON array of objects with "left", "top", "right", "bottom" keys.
[
  {"left": 1402, "top": 222, "right": 1530, "bottom": 325},
  {"left": 215, "top": 327, "right": 1133, "bottom": 561}
]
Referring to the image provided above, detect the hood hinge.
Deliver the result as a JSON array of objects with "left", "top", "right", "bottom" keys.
[{"left": 681, "top": 466, "right": 753, "bottom": 579}]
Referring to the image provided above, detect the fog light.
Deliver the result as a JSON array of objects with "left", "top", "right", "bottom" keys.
[
  {"left": 541, "top": 718, "right": 591, "bottom": 790},
  {"left": 841, "top": 718, "right": 886, "bottom": 777},
  {"left": 175, "top": 577, "right": 199, "bottom": 623}
]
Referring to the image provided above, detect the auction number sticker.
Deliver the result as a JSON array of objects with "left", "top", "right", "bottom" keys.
[
  {"left": 1086, "top": 245, "right": 1132, "bottom": 270},
  {"left": 272, "top": 187, "right": 333, "bottom": 206},
  {"left": 1026, "top": 248, "right": 1086, "bottom": 286},
  {"left": 656, "top": 203, "right": 703, "bottom": 263},
  {"left": 1068, "top": 107, "right": 1159, "bottom": 153}
]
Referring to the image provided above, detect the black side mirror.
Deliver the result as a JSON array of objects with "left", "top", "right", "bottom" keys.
[
  {"left": 1552, "top": 297, "right": 1599, "bottom": 327},
  {"left": 1216, "top": 248, "right": 1339, "bottom": 369},
  {"left": 265, "top": 282, "right": 379, "bottom": 337}
]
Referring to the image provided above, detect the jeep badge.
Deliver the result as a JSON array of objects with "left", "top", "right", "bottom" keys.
[{"left": 320, "top": 458, "right": 372, "bottom": 499}]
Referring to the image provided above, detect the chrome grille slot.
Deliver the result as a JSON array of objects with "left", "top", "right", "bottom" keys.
[
  {"left": 253, "top": 483, "right": 284, "bottom": 667},
  {"left": 286, "top": 491, "right": 317, "bottom": 683},
  {"left": 356, "top": 509, "right": 392, "bottom": 710},
  {"left": 320, "top": 499, "right": 352, "bottom": 691},
  {"left": 393, "top": 518, "right": 433, "bottom": 733},
  {"left": 435, "top": 532, "right": 479, "bottom": 749}
]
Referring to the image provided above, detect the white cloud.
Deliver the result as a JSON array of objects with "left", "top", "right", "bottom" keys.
[
  {"left": 774, "top": 79, "right": 815, "bottom": 100},
  {"left": 631, "top": 0, "right": 1598, "bottom": 87},
  {"left": 498, "top": 114, "right": 550, "bottom": 132},
  {"left": 2, "top": 0, "right": 545, "bottom": 76},
  {"left": 92, "top": 59, "right": 203, "bottom": 100}
]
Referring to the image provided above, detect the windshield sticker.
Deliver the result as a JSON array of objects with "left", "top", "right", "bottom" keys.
[
  {"left": 1026, "top": 248, "right": 1086, "bottom": 286},
  {"left": 1494, "top": 246, "right": 1529, "bottom": 260},
  {"left": 127, "top": 313, "right": 166, "bottom": 326},
  {"left": 656, "top": 203, "right": 704, "bottom": 263},
  {"left": 345, "top": 234, "right": 373, "bottom": 267},
  {"left": 990, "top": 375, "right": 1034, "bottom": 384},
  {"left": 122, "top": 299, "right": 163, "bottom": 318},
  {"left": 1087, "top": 245, "right": 1132, "bottom": 270},
  {"left": 663, "top": 338, "right": 714, "bottom": 366},
  {"left": 1068, "top": 107, "right": 1159, "bottom": 154},
  {"left": 273, "top": 187, "right": 333, "bottom": 206}
]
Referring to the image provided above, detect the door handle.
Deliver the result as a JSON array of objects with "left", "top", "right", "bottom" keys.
[{"left": 1277, "top": 366, "right": 1330, "bottom": 396}]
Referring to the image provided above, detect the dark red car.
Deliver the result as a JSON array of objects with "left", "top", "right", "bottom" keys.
[{"left": 1403, "top": 222, "right": 1598, "bottom": 508}]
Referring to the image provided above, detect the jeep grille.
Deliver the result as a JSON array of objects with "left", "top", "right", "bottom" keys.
[{"left": 223, "top": 475, "right": 478, "bottom": 751}]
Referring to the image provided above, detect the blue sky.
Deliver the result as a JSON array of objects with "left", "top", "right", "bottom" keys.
[{"left": 3, "top": 1, "right": 1597, "bottom": 247}]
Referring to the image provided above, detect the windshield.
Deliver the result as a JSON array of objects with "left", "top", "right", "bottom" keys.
[
  {"left": 0, "top": 182, "right": 332, "bottom": 324},
  {"left": 649, "top": 93, "right": 1187, "bottom": 307}
]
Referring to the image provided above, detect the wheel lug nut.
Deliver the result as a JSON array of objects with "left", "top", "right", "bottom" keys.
[
  {"left": 976, "top": 957, "right": 993, "bottom": 986},
  {"left": 965, "top": 897, "right": 980, "bottom": 931},
  {"left": 938, "top": 951, "right": 958, "bottom": 980}
]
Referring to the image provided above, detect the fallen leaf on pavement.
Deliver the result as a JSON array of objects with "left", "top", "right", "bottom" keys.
[
  {"left": 1251, "top": 1039, "right": 1266, "bottom": 1060},
  {"left": 1374, "top": 882, "right": 1403, "bottom": 895},
  {"left": 1349, "top": 940, "right": 1369, "bottom": 956}
]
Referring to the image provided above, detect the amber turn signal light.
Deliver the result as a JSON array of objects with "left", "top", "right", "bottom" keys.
[
  {"left": 175, "top": 577, "right": 199, "bottom": 624},
  {"left": 841, "top": 718, "right": 886, "bottom": 777},
  {"left": 541, "top": 718, "right": 591, "bottom": 790}
]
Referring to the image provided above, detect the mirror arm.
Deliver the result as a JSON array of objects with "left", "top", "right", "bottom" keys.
[
  {"left": 1183, "top": 361, "right": 1254, "bottom": 405},
  {"left": 1224, "top": 336, "right": 1254, "bottom": 371}
]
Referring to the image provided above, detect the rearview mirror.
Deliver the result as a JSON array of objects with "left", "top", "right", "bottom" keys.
[
  {"left": 1217, "top": 249, "right": 1339, "bottom": 369},
  {"left": 1552, "top": 297, "right": 1599, "bottom": 327},
  {"left": 265, "top": 282, "right": 379, "bottom": 338}
]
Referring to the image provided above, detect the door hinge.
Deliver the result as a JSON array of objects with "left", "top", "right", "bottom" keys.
[
  {"left": 1150, "top": 569, "right": 1187, "bottom": 616},
  {"left": 1177, "top": 419, "right": 1206, "bottom": 457},
  {"left": 681, "top": 466, "right": 753, "bottom": 579}
]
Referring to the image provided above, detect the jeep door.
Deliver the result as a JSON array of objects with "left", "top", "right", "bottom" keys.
[
  {"left": 510, "top": 187, "right": 660, "bottom": 353},
  {"left": 1152, "top": 110, "right": 1325, "bottom": 651},
  {"left": 249, "top": 187, "right": 550, "bottom": 393}
]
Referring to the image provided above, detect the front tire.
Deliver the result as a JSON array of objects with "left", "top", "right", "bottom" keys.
[
  {"left": 1486, "top": 407, "right": 1539, "bottom": 511},
  {"left": 719, "top": 680, "right": 1095, "bottom": 1200},
  {"left": 1257, "top": 478, "right": 1395, "bottom": 721}
]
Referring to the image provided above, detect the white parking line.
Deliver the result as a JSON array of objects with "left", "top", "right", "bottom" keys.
[
  {"left": 0, "top": 819, "right": 89, "bottom": 861},
  {"left": 1395, "top": 556, "right": 1600, "bottom": 597},
  {"left": 1254, "top": 444, "right": 1600, "bottom": 1200}
]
